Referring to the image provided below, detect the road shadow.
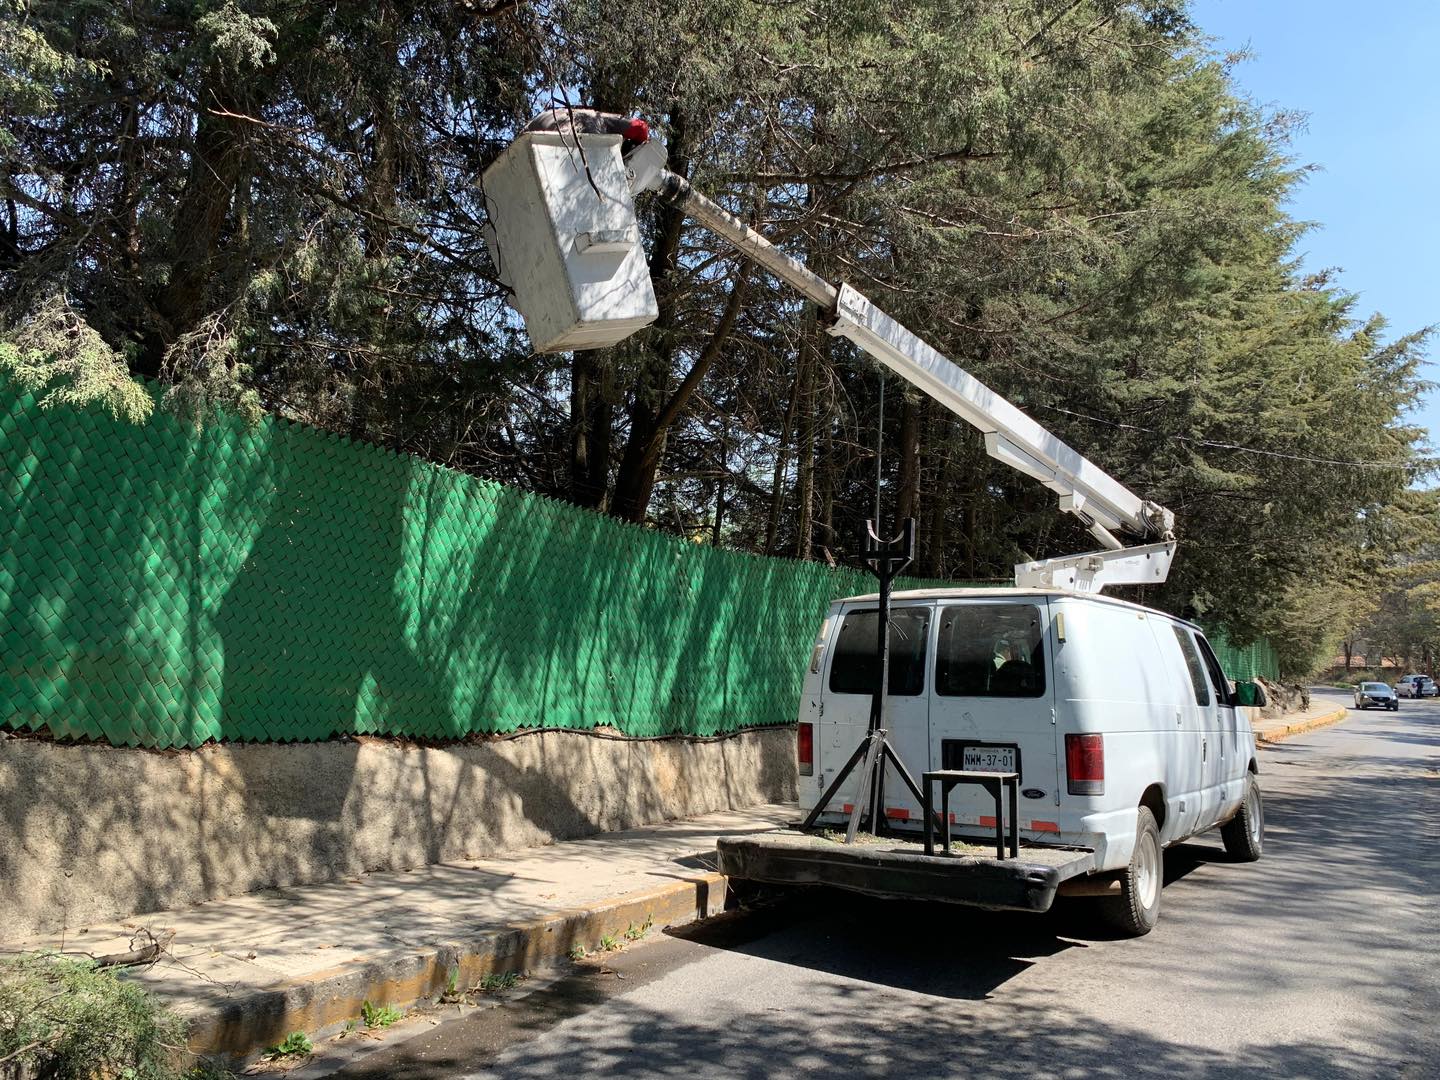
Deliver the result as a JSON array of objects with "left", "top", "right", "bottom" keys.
[{"left": 667, "top": 887, "right": 1097, "bottom": 1000}]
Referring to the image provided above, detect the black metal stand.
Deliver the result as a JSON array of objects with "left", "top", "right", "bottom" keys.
[
  {"left": 922, "top": 770, "right": 1020, "bottom": 860},
  {"left": 801, "top": 518, "right": 937, "bottom": 842}
]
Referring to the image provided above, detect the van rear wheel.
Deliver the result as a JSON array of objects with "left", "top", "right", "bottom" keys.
[
  {"left": 1220, "top": 774, "right": 1264, "bottom": 862},
  {"left": 1101, "top": 807, "right": 1161, "bottom": 937}
]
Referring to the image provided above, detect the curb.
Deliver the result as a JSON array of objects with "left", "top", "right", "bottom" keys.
[
  {"left": 188, "top": 870, "right": 729, "bottom": 1064},
  {"left": 1254, "top": 706, "right": 1347, "bottom": 745}
]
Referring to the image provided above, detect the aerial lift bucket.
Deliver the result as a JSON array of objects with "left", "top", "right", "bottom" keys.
[{"left": 480, "top": 132, "right": 658, "bottom": 353}]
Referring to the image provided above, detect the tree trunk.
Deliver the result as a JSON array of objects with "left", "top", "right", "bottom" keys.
[
  {"left": 896, "top": 393, "right": 921, "bottom": 525},
  {"left": 818, "top": 416, "right": 836, "bottom": 560},
  {"left": 153, "top": 67, "right": 256, "bottom": 371},
  {"left": 606, "top": 105, "right": 690, "bottom": 522},
  {"left": 712, "top": 416, "right": 728, "bottom": 545},
  {"left": 569, "top": 348, "right": 614, "bottom": 509},
  {"left": 923, "top": 412, "right": 954, "bottom": 578},
  {"left": 608, "top": 106, "right": 752, "bottom": 524},
  {"left": 610, "top": 269, "right": 748, "bottom": 522},
  {"left": 764, "top": 357, "right": 805, "bottom": 554},
  {"left": 964, "top": 494, "right": 979, "bottom": 579},
  {"left": 793, "top": 318, "right": 820, "bottom": 559}
]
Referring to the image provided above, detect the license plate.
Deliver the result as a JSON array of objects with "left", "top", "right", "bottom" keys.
[{"left": 962, "top": 745, "right": 1016, "bottom": 773}]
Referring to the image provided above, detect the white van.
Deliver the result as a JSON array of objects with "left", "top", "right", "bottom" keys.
[{"left": 792, "top": 587, "right": 1264, "bottom": 933}]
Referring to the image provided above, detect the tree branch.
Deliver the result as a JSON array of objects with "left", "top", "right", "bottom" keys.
[{"left": 720, "top": 148, "right": 1002, "bottom": 186}]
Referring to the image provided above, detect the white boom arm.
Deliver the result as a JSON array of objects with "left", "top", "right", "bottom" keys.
[{"left": 641, "top": 163, "right": 1175, "bottom": 592}]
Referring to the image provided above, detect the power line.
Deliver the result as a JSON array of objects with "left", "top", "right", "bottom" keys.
[{"left": 1036, "top": 404, "right": 1423, "bottom": 471}]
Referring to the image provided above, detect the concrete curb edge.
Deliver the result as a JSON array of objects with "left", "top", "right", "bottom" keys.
[
  {"left": 188, "top": 870, "right": 730, "bottom": 1064},
  {"left": 1254, "top": 706, "right": 1347, "bottom": 745}
]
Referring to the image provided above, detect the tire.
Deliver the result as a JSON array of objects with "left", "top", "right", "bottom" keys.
[
  {"left": 1220, "top": 773, "right": 1264, "bottom": 862},
  {"left": 1101, "top": 807, "right": 1162, "bottom": 936}
]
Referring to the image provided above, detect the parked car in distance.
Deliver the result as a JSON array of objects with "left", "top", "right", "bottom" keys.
[
  {"left": 1396, "top": 675, "right": 1436, "bottom": 698},
  {"left": 1355, "top": 681, "right": 1399, "bottom": 710}
]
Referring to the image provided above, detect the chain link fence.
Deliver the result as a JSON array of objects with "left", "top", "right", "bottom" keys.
[{"left": 0, "top": 379, "right": 1277, "bottom": 749}]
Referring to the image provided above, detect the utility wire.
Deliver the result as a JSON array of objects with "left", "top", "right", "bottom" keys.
[{"left": 1036, "top": 404, "right": 1423, "bottom": 471}]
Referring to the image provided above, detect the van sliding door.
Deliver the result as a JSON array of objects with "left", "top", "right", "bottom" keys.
[
  {"left": 1194, "top": 633, "right": 1242, "bottom": 823},
  {"left": 1168, "top": 625, "right": 1216, "bottom": 837}
]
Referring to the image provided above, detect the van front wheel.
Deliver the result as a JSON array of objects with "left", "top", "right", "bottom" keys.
[
  {"left": 1220, "top": 774, "right": 1264, "bottom": 862},
  {"left": 1102, "top": 807, "right": 1162, "bottom": 936}
]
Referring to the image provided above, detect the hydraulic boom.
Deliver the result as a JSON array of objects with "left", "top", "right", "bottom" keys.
[
  {"left": 482, "top": 126, "right": 1176, "bottom": 592},
  {"left": 644, "top": 164, "right": 1175, "bottom": 592}
]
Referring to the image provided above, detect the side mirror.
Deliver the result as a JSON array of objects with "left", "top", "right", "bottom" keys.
[{"left": 1234, "top": 680, "right": 1267, "bottom": 708}]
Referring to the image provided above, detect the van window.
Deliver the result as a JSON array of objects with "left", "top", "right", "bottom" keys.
[
  {"left": 1194, "top": 633, "right": 1235, "bottom": 707},
  {"left": 828, "top": 608, "right": 931, "bottom": 696},
  {"left": 935, "top": 604, "right": 1046, "bottom": 698},
  {"left": 1171, "top": 624, "right": 1211, "bottom": 706}
]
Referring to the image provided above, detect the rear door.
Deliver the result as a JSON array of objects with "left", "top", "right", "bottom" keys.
[
  {"left": 819, "top": 602, "right": 932, "bottom": 824},
  {"left": 927, "top": 599, "right": 1058, "bottom": 835}
]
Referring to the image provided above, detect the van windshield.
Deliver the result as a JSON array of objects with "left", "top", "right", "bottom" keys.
[
  {"left": 935, "top": 603, "right": 1046, "bottom": 698},
  {"left": 828, "top": 607, "right": 931, "bottom": 696}
]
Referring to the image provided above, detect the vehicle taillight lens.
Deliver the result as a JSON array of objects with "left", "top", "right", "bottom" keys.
[
  {"left": 1065, "top": 733, "right": 1104, "bottom": 795},
  {"left": 798, "top": 722, "right": 814, "bottom": 776}
]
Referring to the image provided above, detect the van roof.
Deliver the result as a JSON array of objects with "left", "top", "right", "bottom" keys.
[{"left": 831, "top": 586, "right": 1201, "bottom": 631}]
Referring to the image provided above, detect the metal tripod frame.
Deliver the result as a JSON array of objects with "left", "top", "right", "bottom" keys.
[{"left": 800, "top": 518, "right": 937, "bottom": 842}]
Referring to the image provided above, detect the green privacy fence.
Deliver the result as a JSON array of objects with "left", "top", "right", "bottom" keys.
[
  {"left": 1206, "top": 633, "right": 1280, "bottom": 684},
  {"left": 0, "top": 378, "right": 963, "bottom": 747},
  {"left": 0, "top": 379, "right": 1278, "bottom": 749}
]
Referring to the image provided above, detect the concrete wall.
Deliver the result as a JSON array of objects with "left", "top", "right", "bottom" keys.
[{"left": 0, "top": 727, "right": 796, "bottom": 940}]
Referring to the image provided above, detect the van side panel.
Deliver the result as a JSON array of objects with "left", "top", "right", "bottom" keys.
[
  {"left": 1194, "top": 631, "right": 1253, "bottom": 824},
  {"left": 1054, "top": 599, "right": 1198, "bottom": 869}
]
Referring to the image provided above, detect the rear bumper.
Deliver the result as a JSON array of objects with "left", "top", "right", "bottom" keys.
[{"left": 716, "top": 832, "right": 1095, "bottom": 913}]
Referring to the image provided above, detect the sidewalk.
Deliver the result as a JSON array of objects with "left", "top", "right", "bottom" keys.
[
  {"left": 1250, "top": 694, "right": 1348, "bottom": 745},
  {"left": 1, "top": 803, "right": 794, "bottom": 1065}
]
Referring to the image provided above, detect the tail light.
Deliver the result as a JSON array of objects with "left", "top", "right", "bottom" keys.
[
  {"left": 1065, "top": 733, "right": 1104, "bottom": 795},
  {"left": 797, "top": 722, "right": 814, "bottom": 776}
]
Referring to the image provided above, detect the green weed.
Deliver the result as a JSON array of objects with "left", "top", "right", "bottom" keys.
[
  {"left": 361, "top": 1000, "right": 403, "bottom": 1028},
  {"left": 472, "top": 972, "right": 521, "bottom": 994},
  {"left": 265, "top": 1031, "right": 313, "bottom": 1058},
  {"left": 186, "top": 1060, "right": 237, "bottom": 1080},
  {"left": 623, "top": 917, "right": 653, "bottom": 941},
  {"left": 440, "top": 965, "right": 463, "bottom": 1002}
]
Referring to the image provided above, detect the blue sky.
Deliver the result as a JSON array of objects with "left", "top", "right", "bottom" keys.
[{"left": 1189, "top": 1, "right": 1439, "bottom": 451}]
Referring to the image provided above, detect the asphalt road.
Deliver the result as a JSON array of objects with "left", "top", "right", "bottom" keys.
[{"left": 324, "top": 689, "right": 1439, "bottom": 1079}]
